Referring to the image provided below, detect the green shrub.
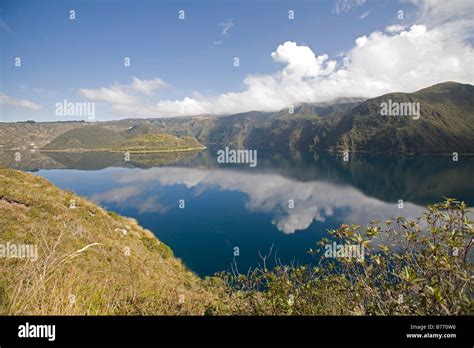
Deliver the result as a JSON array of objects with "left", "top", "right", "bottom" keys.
[{"left": 218, "top": 199, "right": 473, "bottom": 315}]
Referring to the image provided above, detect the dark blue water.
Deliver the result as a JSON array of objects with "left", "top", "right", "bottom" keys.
[{"left": 21, "top": 150, "right": 474, "bottom": 276}]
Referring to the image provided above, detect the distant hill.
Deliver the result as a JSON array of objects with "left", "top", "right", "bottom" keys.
[
  {"left": 42, "top": 126, "right": 125, "bottom": 151},
  {"left": 41, "top": 126, "right": 205, "bottom": 153},
  {"left": 2, "top": 81, "right": 472, "bottom": 154},
  {"left": 201, "top": 101, "right": 361, "bottom": 150},
  {"left": 202, "top": 82, "right": 474, "bottom": 154},
  {"left": 317, "top": 82, "right": 474, "bottom": 153},
  {"left": 121, "top": 133, "right": 205, "bottom": 152},
  {"left": 205, "top": 82, "right": 474, "bottom": 153}
]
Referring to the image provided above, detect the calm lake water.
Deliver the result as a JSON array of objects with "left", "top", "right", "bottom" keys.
[{"left": 9, "top": 149, "right": 474, "bottom": 277}]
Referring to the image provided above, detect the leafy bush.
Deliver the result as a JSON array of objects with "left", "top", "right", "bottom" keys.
[{"left": 216, "top": 199, "right": 473, "bottom": 315}]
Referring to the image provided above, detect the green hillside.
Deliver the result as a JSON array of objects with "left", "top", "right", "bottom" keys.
[
  {"left": 42, "top": 126, "right": 125, "bottom": 151},
  {"left": 318, "top": 82, "right": 474, "bottom": 153},
  {"left": 41, "top": 126, "right": 205, "bottom": 153},
  {"left": 121, "top": 133, "right": 205, "bottom": 152},
  {"left": 204, "top": 82, "right": 474, "bottom": 154}
]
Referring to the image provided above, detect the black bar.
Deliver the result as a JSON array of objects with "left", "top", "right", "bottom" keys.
[{"left": 0, "top": 316, "right": 472, "bottom": 346}]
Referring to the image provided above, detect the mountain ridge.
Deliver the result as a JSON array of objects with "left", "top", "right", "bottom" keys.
[{"left": 1, "top": 81, "right": 473, "bottom": 154}]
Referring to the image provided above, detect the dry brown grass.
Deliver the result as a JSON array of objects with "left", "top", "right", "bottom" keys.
[{"left": 0, "top": 169, "right": 219, "bottom": 315}]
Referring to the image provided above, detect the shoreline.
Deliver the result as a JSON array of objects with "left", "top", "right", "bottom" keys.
[
  {"left": 2, "top": 147, "right": 473, "bottom": 156},
  {"left": 36, "top": 146, "right": 207, "bottom": 154}
]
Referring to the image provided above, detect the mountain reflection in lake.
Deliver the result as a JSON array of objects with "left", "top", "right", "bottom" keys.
[{"left": 6, "top": 149, "right": 473, "bottom": 276}]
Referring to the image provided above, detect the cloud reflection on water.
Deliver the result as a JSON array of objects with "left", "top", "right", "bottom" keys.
[{"left": 91, "top": 167, "right": 426, "bottom": 234}]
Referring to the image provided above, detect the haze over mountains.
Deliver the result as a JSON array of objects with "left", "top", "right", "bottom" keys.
[{"left": 1, "top": 82, "right": 473, "bottom": 154}]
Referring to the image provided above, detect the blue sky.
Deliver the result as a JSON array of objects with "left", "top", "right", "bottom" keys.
[{"left": 1, "top": 0, "right": 472, "bottom": 121}]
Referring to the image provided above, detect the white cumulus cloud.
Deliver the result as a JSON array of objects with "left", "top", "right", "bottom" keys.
[
  {"left": 79, "top": 84, "right": 137, "bottom": 105},
  {"left": 0, "top": 93, "right": 42, "bottom": 110},
  {"left": 79, "top": 77, "right": 166, "bottom": 106},
  {"left": 131, "top": 77, "right": 166, "bottom": 96}
]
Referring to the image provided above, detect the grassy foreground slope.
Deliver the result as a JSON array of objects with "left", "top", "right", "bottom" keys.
[{"left": 0, "top": 169, "right": 218, "bottom": 315}]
